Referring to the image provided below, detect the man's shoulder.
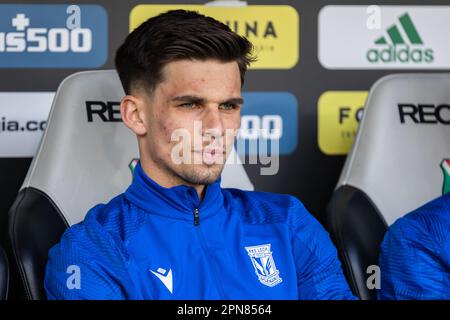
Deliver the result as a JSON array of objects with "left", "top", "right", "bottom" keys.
[
  {"left": 50, "top": 193, "right": 141, "bottom": 259},
  {"left": 390, "top": 193, "right": 450, "bottom": 240},
  {"left": 222, "top": 188, "right": 311, "bottom": 225},
  {"left": 45, "top": 194, "right": 134, "bottom": 300},
  {"left": 382, "top": 194, "right": 450, "bottom": 258},
  {"left": 222, "top": 188, "right": 304, "bottom": 208},
  {"left": 407, "top": 193, "right": 450, "bottom": 226}
]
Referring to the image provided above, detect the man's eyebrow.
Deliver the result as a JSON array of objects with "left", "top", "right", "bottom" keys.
[
  {"left": 171, "top": 95, "right": 244, "bottom": 105},
  {"left": 172, "top": 95, "right": 205, "bottom": 104},
  {"left": 222, "top": 97, "right": 244, "bottom": 105}
]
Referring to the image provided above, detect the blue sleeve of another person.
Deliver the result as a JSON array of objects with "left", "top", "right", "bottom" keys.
[{"left": 379, "top": 196, "right": 450, "bottom": 300}]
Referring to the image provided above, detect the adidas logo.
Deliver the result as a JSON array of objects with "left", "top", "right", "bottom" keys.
[{"left": 367, "top": 13, "right": 434, "bottom": 64}]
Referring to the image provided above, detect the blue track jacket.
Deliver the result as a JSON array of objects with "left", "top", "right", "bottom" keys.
[
  {"left": 379, "top": 193, "right": 450, "bottom": 300},
  {"left": 45, "top": 161, "right": 356, "bottom": 300}
]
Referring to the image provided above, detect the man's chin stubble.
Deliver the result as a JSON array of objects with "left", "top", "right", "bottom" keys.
[{"left": 178, "top": 164, "right": 223, "bottom": 186}]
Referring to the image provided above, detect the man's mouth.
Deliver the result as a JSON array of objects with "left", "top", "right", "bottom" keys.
[{"left": 193, "top": 148, "right": 226, "bottom": 164}]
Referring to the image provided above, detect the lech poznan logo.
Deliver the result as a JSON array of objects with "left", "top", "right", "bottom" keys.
[
  {"left": 318, "top": 91, "right": 368, "bottom": 155},
  {"left": 0, "top": 4, "right": 107, "bottom": 67},
  {"left": 319, "top": 6, "right": 450, "bottom": 69},
  {"left": 129, "top": 4, "right": 299, "bottom": 69},
  {"left": 245, "top": 244, "right": 282, "bottom": 287},
  {"left": 441, "top": 159, "right": 450, "bottom": 195}
]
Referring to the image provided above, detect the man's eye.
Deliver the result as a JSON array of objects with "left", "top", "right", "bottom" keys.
[
  {"left": 179, "top": 103, "right": 197, "bottom": 109},
  {"left": 220, "top": 103, "right": 239, "bottom": 110}
]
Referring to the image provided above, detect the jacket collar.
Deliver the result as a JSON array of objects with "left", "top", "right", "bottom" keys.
[{"left": 124, "top": 161, "right": 224, "bottom": 222}]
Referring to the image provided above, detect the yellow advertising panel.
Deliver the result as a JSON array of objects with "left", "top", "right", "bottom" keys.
[
  {"left": 318, "top": 91, "right": 368, "bottom": 155},
  {"left": 130, "top": 5, "right": 299, "bottom": 69}
]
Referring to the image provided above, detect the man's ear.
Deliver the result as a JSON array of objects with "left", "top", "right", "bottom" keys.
[{"left": 120, "top": 95, "right": 147, "bottom": 136}]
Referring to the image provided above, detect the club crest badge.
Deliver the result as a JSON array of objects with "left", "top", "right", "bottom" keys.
[
  {"left": 245, "top": 244, "right": 282, "bottom": 287},
  {"left": 129, "top": 158, "right": 139, "bottom": 175},
  {"left": 441, "top": 159, "right": 450, "bottom": 195}
]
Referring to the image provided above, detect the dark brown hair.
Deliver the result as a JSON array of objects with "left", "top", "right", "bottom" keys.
[{"left": 115, "top": 10, "right": 256, "bottom": 95}]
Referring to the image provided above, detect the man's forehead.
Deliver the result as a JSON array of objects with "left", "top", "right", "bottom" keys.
[
  {"left": 163, "top": 58, "right": 239, "bottom": 71},
  {"left": 161, "top": 59, "right": 240, "bottom": 84},
  {"left": 157, "top": 60, "right": 242, "bottom": 101}
]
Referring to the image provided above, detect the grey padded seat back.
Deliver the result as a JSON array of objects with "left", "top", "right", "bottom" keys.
[
  {"left": 8, "top": 70, "right": 253, "bottom": 300},
  {"left": 327, "top": 73, "right": 450, "bottom": 300},
  {"left": 339, "top": 73, "right": 450, "bottom": 225}
]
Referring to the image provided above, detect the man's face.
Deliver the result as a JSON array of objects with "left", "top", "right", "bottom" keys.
[{"left": 138, "top": 59, "right": 242, "bottom": 186}]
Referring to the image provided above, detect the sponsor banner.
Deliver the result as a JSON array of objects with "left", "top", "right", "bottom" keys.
[
  {"left": 0, "top": 4, "right": 107, "bottom": 68},
  {"left": 319, "top": 6, "right": 450, "bottom": 69},
  {"left": 238, "top": 92, "right": 298, "bottom": 155},
  {"left": 130, "top": 4, "right": 299, "bottom": 69},
  {"left": 398, "top": 103, "right": 450, "bottom": 124},
  {"left": 0, "top": 92, "right": 54, "bottom": 157},
  {"left": 318, "top": 91, "right": 368, "bottom": 155}
]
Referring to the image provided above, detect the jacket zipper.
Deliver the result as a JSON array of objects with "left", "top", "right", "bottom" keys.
[
  {"left": 193, "top": 207, "right": 225, "bottom": 298},
  {"left": 193, "top": 208, "right": 200, "bottom": 226}
]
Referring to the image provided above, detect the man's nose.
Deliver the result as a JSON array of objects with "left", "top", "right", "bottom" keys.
[{"left": 201, "top": 106, "right": 224, "bottom": 137}]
